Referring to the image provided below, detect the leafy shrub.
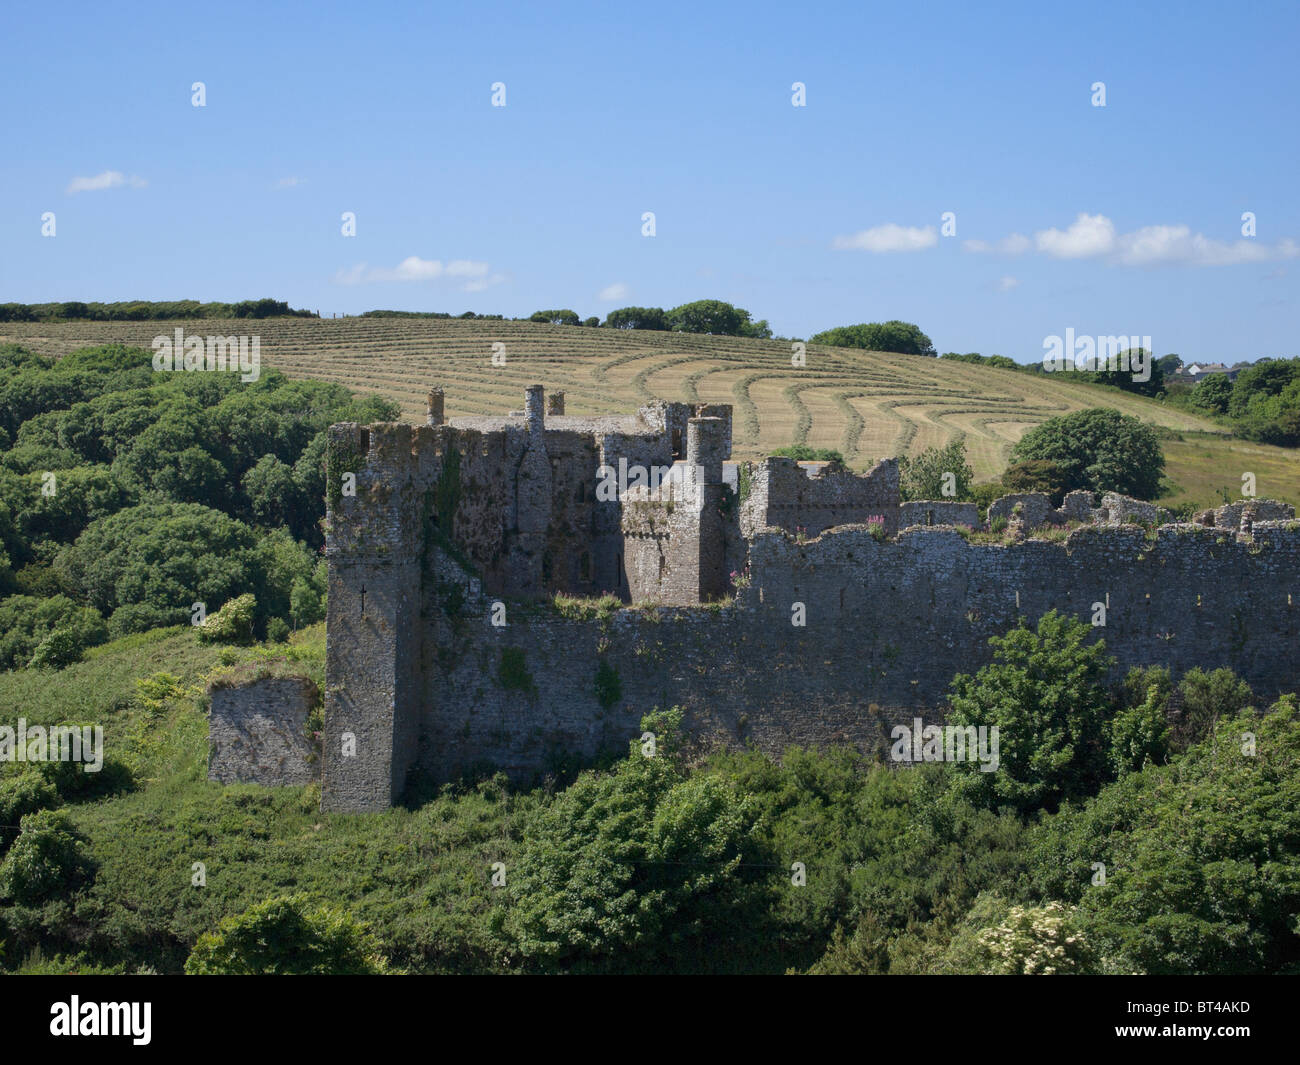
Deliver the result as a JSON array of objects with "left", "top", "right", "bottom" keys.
[
  {"left": 0, "top": 809, "right": 94, "bottom": 904},
  {"left": 934, "top": 895, "right": 1095, "bottom": 974},
  {"left": 506, "top": 711, "right": 764, "bottom": 971},
  {"left": 899, "top": 440, "right": 974, "bottom": 502},
  {"left": 27, "top": 626, "right": 85, "bottom": 670},
  {"left": 770, "top": 445, "right": 845, "bottom": 464},
  {"left": 196, "top": 594, "right": 256, "bottom": 645},
  {"left": 185, "top": 894, "right": 387, "bottom": 974}
]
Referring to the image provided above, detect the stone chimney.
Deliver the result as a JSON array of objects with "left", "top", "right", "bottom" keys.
[
  {"left": 525, "top": 385, "right": 545, "bottom": 435},
  {"left": 426, "top": 388, "right": 444, "bottom": 427}
]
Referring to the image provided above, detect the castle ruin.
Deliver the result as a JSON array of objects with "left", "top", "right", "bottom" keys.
[{"left": 318, "top": 386, "right": 1300, "bottom": 812}]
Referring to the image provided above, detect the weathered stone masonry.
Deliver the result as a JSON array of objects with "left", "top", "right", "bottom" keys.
[{"left": 320, "top": 388, "right": 1300, "bottom": 812}]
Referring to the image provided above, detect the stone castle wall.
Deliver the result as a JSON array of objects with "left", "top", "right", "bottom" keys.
[
  {"left": 412, "top": 521, "right": 1300, "bottom": 790},
  {"left": 740, "top": 457, "right": 900, "bottom": 539},
  {"left": 208, "top": 676, "right": 320, "bottom": 786}
]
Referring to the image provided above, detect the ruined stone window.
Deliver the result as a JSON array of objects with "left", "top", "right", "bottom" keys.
[
  {"left": 671, "top": 429, "right": 683, "bottom": 458},
  {"left": 580, "top": 552, "right": 591, "bottom": 582}
]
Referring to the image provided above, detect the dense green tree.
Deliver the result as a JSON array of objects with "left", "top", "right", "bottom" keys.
[
  {"left": 507, "top": 709, "right": 766, "bottom": 971},
  {"left": 999, "top": 459, "right": 1072, "bottom": 505},
  {"left": 1028, "top": 695, "right": 1300, "bottom": 974},
  {"left": 0, "top": 594, "right": 107, "bottom": 671},
  {"left": 666, "top": 300, "right": 770, "bottom": 338},
  {"left": 55, "top": 503, "right": 263, "bottom": 634},
  {"left": 1189, "top": 372, "right": 1233, "bottom": 414},
  {"left": 1009, "top": 408, "right": 1164, "bottom": 500},
  {"left": 243, "top": 454, "right": 300, "bottom": 529},
  {"left": 811, "top": 321, "right": 936, "bottom": 356},
  {"left": 946, "top": 610, "right": 1114, "bottom": 814},
  {"left": 529, "top": 309, "right": 580, "bottom": 326},
  {"left": 604, "top": 306, "right": 669, "bottom": 331},
  {"left": 898, "top": 440, "right": 974, "bottom": 501}
]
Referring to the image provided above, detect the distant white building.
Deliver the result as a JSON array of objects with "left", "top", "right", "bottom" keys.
[{"left": 1181, "top": 362, "right": 1233, "bottom": 382}]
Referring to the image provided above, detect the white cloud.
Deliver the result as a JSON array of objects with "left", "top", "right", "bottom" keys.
[
  {"left": 462, "top": 273, "right": 507, "bottom": 293},
  {"left": 1115, "top": 225, "right": 1297, "bottom": 266},
  {"left": 66, "top": 170, "right": 147, "bottom": 194},
  {"left": 833, "top": 223, "right": 938, "bottom": 253},
  {"left": 1035, "top": 213, "right": 1116, "bottom": 259},
  {"left": 964, "top": 233, "right": 1031, "bottom": 255},
  {"left": 334, "top": 256, "right": 496, "bottom": 286},
  {"left": 964, "top": 212, "right": 1298, "bottom": 267},
  {"left": 997, "top": 276, "right": 1020, "bottom": 291},
  {"left": 597, "top": 282, "right": 630, "bottom": 302}
]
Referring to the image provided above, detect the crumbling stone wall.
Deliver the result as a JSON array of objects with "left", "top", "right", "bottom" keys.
[
  {"left": 417, "top": 522, "right": 1300, "bottom": 788},
  {"left": 900, "top": 501, "right": 979, "bottom": 528},
  {"left": 740, "top": 457, "right": 900, "bottom": 538},
  {"left": 987, "top": 492, "right": 1058, "bottom": 528},
  {"left": 208, "top": 676, "right": 319, "bottom": 786},
  {"left": 1095, "top": 492, "right": 1172, "bottom": 526},
  {"left": 1206, "top": 499, "right": 1295, "bottom": 534}
]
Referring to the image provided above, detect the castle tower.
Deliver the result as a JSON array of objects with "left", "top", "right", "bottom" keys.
[
  {"left": 321, "top": 423, "right": 424, "bottom": 813},
  {"left": 686, "top": 416, "right": 726, "bottom": 488},
  {"left": 426, "top": 388, "right": 444, "bottom": 427},
  {"left": 685, "top": 417, "right": 728, "bottom": 600}
]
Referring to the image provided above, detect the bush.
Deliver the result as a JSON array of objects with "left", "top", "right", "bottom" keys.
[
  {"left": 506, "top": 711, "right": 764, "bottom": 971},
  {"left": 0, "top": 774, "right": 59, "bottom": 853},
  {"left": 0, "top": 809, "right": 93, "bottom": 904},
  {"left": 1173, "top": 667, "right": 1253, "bottom": 752},
  {"left": 898, "top": 441, "right": 973, "bottom": 501},
  {"left": 770, "top": 446, "right": 844, "bottom": 464},
  {"left": 266, "top": 617, "right": 291, "bottom": 643},
  {"left": 27, "top": 626, "right": 85, "bottom": 670},
  {"left": 185, "top": 894, "right": 387, "bottom": 974},
  {"left": 934, "top": 895, "right": 1095, "bottom": 974},
  {"left": 197, "top": 594, "right": 257, "bottom": 645}
]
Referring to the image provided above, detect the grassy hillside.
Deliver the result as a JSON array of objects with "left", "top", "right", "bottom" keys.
[{"left": 0, "top": 318, "right": 1224, "bottom": 481}]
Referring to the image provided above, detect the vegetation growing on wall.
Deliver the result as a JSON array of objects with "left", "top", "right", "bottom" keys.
[{"left": 497, "top": 647, "right": 535, "bottom": 695}]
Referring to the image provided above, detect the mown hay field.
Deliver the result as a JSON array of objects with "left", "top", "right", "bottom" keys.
[{"left": 0, "top": 317, "right": 1259, "bottom": 493}]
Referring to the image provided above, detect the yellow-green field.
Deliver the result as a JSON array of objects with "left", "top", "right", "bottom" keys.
[{"left": 4, "top": 317, "right": 1295, "bottom": 508}]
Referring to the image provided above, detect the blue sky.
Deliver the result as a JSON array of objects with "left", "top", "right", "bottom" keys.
[{"left": 2, "top": 0, "right": 1297, "bottom": 363}]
